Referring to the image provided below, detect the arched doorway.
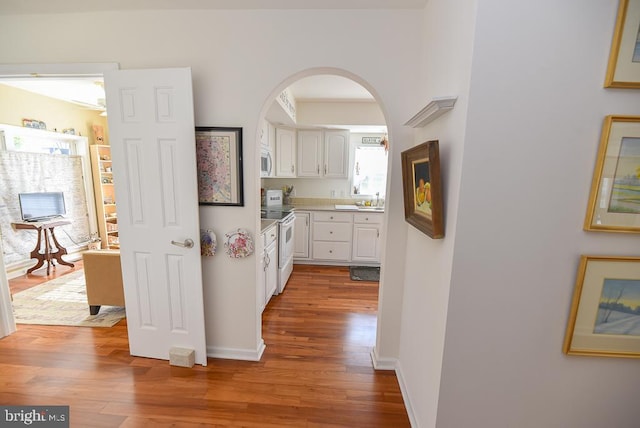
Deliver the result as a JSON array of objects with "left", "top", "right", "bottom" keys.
[{"left": 256, "top": 68, "right": 392, "bottom": 362}]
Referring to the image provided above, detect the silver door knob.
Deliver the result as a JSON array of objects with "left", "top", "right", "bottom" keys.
[{"left": 171, "top": 238, "right": 194, "bottom": 248}]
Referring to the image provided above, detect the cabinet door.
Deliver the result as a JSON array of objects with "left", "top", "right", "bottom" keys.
[
  {"left": 352, "top": 224, "right": 381, "bottom": 262},
  {"left": 297, "top": 130, "right": 322, "bottom": 177},
  {"left": 275, "top": 127, "right": 296, "bottom": 177},
  {"left": 259, "top": 119, "right": 269, "bottom": 148},
  {"left": 259, "top": 243, "right": 267, "bottom": 312},
  {"left": 265, "top": 241, "right": 278, "bottom": 303},
  {"left": 293, "top": 212, "right": 310, "bottom": 259},
  {"left": 324, "top": 130, "right": 349, "bottom": 178}
]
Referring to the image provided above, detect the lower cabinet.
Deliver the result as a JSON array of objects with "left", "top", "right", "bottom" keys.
[
  {"left": 311, "top": 211, "right": 353, "bottom": 262},
  {"left": 260, "top": 224, "right": 278, "bottom": 312},
  {"left": 293, "top": 211, "right": 310, "bottom": 260},
  {"left": 293, "top": 209, "right": 383, "bottom": 265},
  {"left": 352, "top": 213, "right": 383, "bottom": 263}
]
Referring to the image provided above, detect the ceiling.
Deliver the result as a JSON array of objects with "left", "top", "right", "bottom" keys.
[
  {"left": 0, "top": 76, "right": 106, "bottom": 111},
  {"left": 0, "top": 0, "right": 426, "bottom": 14}
]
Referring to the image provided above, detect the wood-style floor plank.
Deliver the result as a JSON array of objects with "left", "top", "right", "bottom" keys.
[{"left": 2, "top": 264, "right": 409, "bottom": 427}]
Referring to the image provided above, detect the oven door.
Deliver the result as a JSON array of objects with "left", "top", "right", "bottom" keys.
[
  {"left": 278, "top": 213, "right": 295, "bottom": 266},
  {"left": 260, "top": 148, "right": 273, "bottom": 178}
]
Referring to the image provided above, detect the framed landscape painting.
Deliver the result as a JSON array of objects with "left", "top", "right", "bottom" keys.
[
  {"left": 401, "top": 140, "right": 444, "bottom": 239},
  {"left": 564, "top": 255, "right": 640, "bottom": 358},
  {"left": 585, "top": 116, "right": 640, "bottom": 233},
  {"left": 195, "top": 127, "right": 244, "bottom": 206},
  {"left": 604, "top": 0, "right": 640, "bottom": 88}
]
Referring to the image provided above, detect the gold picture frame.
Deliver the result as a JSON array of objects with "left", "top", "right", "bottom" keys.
[
  {"left": 401, "top": 140, "right": 444, "bottom": 239},
  {"left": 584, "top": 115, "right": 640, "bottom": 233},
  {"left": 564, "top": 255, "right": 640, "bottom": 358},
  {"left": 604, "top": 0, "right": 640, "bottom": 88}
]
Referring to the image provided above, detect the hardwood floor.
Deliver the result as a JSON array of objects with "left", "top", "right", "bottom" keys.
[{"left": 2, "top": 264, "right": 409, "bottom": 427}]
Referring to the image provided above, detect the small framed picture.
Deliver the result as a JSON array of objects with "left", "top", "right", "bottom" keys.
[
  {"left": 564, "top": 255, "right": 640, "bottom": 358},
  {"left": 604, "top": 0, "right": 640, "bottom": 88},
  {"left": 584, "top": 115, "right": 640, "bottom": 233},
  {"left": 401, "top": 140, "right": 444, "bottom": 238},
  {"left": 195, "top": 127, "right": 244, "bottom": 206}
]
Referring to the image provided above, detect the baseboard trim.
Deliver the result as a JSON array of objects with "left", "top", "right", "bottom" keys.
[
  {"left": 395, "top": 362, "right": 418, "bottom": 428},
  {"left": 370, "top": 347, "right": 397, "bottom": 370},
  {"left": 370, "top": 349, "right": 418, "bottom": 427},
  {"left": 207, "top": 339, "right": 265, "bottom": 362}
]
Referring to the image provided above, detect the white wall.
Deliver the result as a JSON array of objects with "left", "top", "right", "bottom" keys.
[
  {"left": 0, "top": 9, "right": 421, "bottom": 360},
  {"left": 436, "top": 1, "right": 640, "bottom": 427},
  {"left": 395, "top": 0, "right": 476, "bottom": 426},
  {"left": 295, "top": 102, "right": 385, "bottom": 127}
]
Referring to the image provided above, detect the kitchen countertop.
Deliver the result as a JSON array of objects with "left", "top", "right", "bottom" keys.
[
  {"left": 291, "top": 203, "right": 385, "bottom": 213},
  {"left": 260, "top": 203, "right": 384, "bottom": 233},
  {"left": 261, "top": 219, "right": 278, "bottom": 233}
]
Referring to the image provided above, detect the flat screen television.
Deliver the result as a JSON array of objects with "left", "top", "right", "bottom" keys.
[{"left": 18, "top": 192, "right": 66, "bottom": 222}]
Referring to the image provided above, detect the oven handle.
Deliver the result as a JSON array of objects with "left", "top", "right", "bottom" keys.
[{"left": 280, "top": 215, "right": 295, "bottom": 227}]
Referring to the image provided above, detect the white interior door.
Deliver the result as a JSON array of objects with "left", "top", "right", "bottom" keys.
[{"left": 104, "top": 68, "right": 207, "bottom": 366}]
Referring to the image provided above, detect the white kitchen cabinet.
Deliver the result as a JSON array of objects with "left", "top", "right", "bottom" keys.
[
  {"left": 296, "top": 129, "right": 349, "bottom": 178},
  {"left": 260, "top": 119, "right": 276, "bottom": 152},
  {"left": 352, "top": 212, "right": 383, "bottom": 263},
  {"left": 311, "top": 211, "right": 353, "bottom": 262},
  {"left": 260, "top": 224, "right": 278, "bottom": 312},
  {"left": 275, "top": 127, "right": 296, "bottom": 177},
  {"left": 297, "top": 130, "right": 322, "bottom": 177},
  {"left": 324, "top": 130, "right": 349, "bottom": 178},
  {"left": 260, "top": 119, "right": 269, "bottom": 148},
  {"left": 293, "top": 211, "right": 310, "bottom": 259}
]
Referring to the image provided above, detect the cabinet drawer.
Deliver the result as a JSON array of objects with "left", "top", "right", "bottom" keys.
[
  {"left": 313, "top": 222, "right": 352, "bottom": 241},
  {"left": 313, "top": 211, "right": 352, "bottom": 223},
  {"left": 312, "top": 241, "right": 351, "bottom": 261},
  {"left": 353, "top": 213, "right": 383, "bottom": 224}
]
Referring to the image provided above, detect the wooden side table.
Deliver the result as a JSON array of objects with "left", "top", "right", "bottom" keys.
[{"left": 12, "top": 220, "right": 75, "bottom": 275}]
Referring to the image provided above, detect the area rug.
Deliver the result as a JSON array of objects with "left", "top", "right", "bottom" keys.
[
  {"left": 11, "top": 270, "right": 126, "bottom": 327},
  {"left": 349, "top": 266, "right": 380, "bottom": 282}
]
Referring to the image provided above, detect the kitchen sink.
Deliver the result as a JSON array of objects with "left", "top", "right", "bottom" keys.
[{"left": 358, "top": 206, "right": 384, "bottom": 211}]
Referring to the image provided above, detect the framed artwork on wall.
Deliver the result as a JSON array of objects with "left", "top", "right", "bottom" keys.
[
  {"left": 564, "top": 255, "right": 640, "bottom": 359},
  {"left": 195, "top": 127, "right": 244, "bottom": 206},
  {"left": 584, "top": 115, "right": 640, "bottom": 233},
  {"left": 604, "top": 0, "right": 640, "bottom": 88},
  {"left": 401, "top": 140, "right": 444, "bottom": 239}
]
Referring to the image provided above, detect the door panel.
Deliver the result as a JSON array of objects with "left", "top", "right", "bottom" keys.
[{"left": 104, "top": 67, "right": 207, "bottom": 366}]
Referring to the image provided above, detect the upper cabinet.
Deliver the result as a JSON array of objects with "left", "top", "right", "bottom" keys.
[
  {"left": 297, "top": 130, "right": 322, "bottom": 177},
  {"left": 260, "top": 119, "right": 276, "bottom": 153},
  {"left": 324, "top": 130, "right": 349, "bottom": 178},
  {"left": 297, "top": 129, "right": 349, "bottom": 178},
  {"left": 275, "top": 127, "right": 296, "bottom": 177}
]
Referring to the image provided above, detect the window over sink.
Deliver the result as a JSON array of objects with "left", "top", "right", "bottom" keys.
[{"left": 351, "top": 145, "right": 387, "bottom": 197}]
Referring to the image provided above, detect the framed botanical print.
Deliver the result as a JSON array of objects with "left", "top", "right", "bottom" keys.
[{"left": 195, "top": 127, "right": 244, "bottom": 206}]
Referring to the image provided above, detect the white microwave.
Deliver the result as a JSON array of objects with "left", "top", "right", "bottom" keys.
[{"left": 260, "top": 148, "right": 274, "bottom": 177}]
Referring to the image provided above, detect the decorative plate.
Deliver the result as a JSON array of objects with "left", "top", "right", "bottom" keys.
[
  {"left": 200, "top": 229, "right": 217, "bottom": 257},
  {"left": 224, "top": 228, "right": 254, "bottom": 258}
]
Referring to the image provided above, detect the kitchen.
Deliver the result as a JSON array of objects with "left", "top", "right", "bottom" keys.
[{"left": 258, "top": 74, "right": 388, "bottom": 311}]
